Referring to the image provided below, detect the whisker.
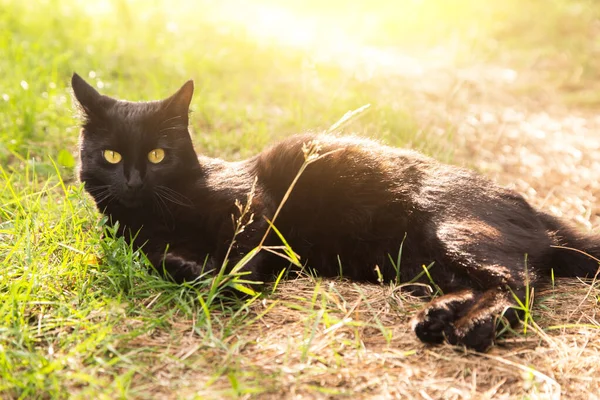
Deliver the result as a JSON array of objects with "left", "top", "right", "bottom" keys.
[
  {"left": 158, "top": 125, "right": 186, "bottom": 135},
  {"left": 95, "top": 192, "right": 114, "bottom": 205},
  {"left": 155, "top": 185, "right": 194, "bottom": 207},
  {"left": 151, "top": 193, "right": 164, "bottom": 220},
  {"left": 153, "top": 191, "right": 174, "bottom": 224},
  {"left": 156, "top": 191, "right": 192, "bottom": 208},
  {"left": 103, "top": 196, "right": 117, "bottom": 211},
  {"left": 86, "top": 185, "right": 112, "bottom": 193}
]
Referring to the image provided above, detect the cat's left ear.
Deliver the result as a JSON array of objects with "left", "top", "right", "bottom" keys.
[{"left": 163, "top": 80, "right": 194, "bottom": 122}]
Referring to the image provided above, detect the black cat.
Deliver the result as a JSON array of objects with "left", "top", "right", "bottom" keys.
[{"left": 72, "top": 73, "right": 599, "bottom": 352}]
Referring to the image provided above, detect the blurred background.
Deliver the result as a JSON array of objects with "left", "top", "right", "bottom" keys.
[{"left": 2, "top": 0, "right": 600, "bottom": 223}]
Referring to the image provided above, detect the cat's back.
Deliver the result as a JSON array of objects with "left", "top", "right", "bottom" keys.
[
  {"left": 254, "top": 133, "right": 431, "bottom": 196},
  {"left": 251, "top": 134, "right": 436, "bottom": 235}
]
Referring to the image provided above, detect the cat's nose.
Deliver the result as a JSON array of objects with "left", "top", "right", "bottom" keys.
[
  {"left": 125, "top": 180, "right": 143, "bottom": 190},
  {"left": 125, "top": 169, "right": 143, "bottom": 190}
]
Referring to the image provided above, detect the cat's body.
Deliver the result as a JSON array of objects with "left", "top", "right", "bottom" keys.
[{"left": 72, "top": 73, "right": 600, "bottom": 352}]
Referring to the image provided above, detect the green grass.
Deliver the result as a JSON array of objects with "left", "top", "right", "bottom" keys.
[{"left": 2, "top": 0, "right": 600, "bottom": 398}]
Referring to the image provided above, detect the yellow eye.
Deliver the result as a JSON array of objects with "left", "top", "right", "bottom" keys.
[
  {"left": 103, "top": 150, "right": 122, "bottom": 164},
  {"left": 148, "top": 148, "right": 165, "bottom": 164}
]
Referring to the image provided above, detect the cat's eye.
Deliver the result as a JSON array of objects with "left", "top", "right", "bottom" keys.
[
  {"left": 103, "top": 150, "right": 122, "bottom": 164},
  {"left": 148, "top": 148, "right": 165, "bottom": 164}
]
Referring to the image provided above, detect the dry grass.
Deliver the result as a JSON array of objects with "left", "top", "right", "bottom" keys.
[{"left": 114, "top": 277, "right": 599, "bottom": 399}]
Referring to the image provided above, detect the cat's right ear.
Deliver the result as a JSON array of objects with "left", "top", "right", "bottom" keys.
[
  {"left": 71, "top": 73, "right": 114, "bottom": 118},
  {"left": 162, "top": 80, "right": 194, "bottom": 122}
]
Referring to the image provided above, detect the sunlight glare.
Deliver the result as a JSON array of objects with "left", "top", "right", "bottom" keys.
[{"left": 71, "top": 0, "right": 517, "bottom": 83}]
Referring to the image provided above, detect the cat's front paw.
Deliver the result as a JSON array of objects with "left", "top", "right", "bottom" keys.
[{"left": 159, "top": 253, "right": 213, "bottom": 284}]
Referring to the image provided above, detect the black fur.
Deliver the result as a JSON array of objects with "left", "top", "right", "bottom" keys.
[{"left": 72, "top": 73, "right": 600, "bottom": 351}]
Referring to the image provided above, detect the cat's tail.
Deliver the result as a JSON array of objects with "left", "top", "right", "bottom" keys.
[{"left": 538, "top": 211, "right": 600, "bottom": 278}]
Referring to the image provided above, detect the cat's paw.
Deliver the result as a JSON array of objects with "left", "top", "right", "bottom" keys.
[
  {"left": 414, "top": 307, "right": 496, "bottom": 352},
  {"left": 160, "top": 253, "right": 212, "bottom": 284},
  {"left": 413, "top": 290, "right": 475, "bottom": 343},
  {"left": 412, "top": 289, "right": 510, "bottom": 352},
  {"left": 412, "top": 305, "right": 456, "bottom": 344},
  {"left": 412, "top": 290, "right": 477, "bottom": 346},
  {"left": 446, "top": 316, "right": 496, "bottom": 352}
]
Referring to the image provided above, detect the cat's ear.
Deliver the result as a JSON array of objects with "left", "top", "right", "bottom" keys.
[
  {"left": 71, "top": 73, "right": 115, "bottom": 117},
  {"left": 162, "top": 80, "right": 194, "bottom": 122}
]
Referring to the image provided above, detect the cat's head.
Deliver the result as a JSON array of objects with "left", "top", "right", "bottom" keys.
[{"left": 72, "top": 73, "right": 200, "bottom": 210}]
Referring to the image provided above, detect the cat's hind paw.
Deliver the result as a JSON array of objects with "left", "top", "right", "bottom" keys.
[
  {"left": 412, "top": 289, "right": 509, "bottom": 352},
  {"left": 412, "top": 289, "right": 476, "bottom": 345},
  {"left": 446, "top": 315, "right": 496, "bottom": 352},
  {"left": 412, "top": 305, "right": 456, "bottom": 344}
]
